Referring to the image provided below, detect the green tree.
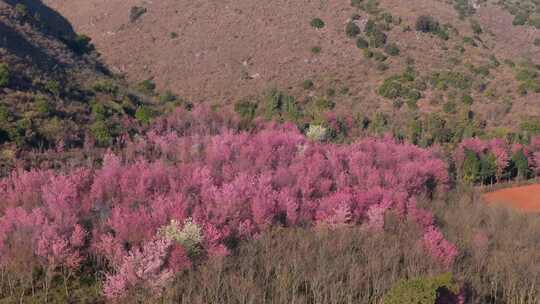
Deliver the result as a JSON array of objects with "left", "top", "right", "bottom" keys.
[
  {"left": 480, "top": 153, "right": 497, "bottom": 184},
  {"left": 462, "top": 149, "right": 480, "bottom": 184},
  {"left": 511, "top": 149, "right": 529, "bottom": 180},
  {"left": 0, "top": 64, "right": 9, "bottom": 88},
  {"left": 383, "top": 273, "right": 460, "bottom": 304}
]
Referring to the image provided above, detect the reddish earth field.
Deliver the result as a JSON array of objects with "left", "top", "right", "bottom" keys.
[{"left": 483, "top": 184, "right": 540, "bottom": 213}]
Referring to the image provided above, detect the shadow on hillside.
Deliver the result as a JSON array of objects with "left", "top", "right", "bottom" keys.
[{"left": 4, "top": 0, "right": 76, "bottom": 38}]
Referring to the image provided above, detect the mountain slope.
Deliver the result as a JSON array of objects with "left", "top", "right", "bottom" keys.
[{"left": 42, "top": 0, "right": 540, "bottom": 135}]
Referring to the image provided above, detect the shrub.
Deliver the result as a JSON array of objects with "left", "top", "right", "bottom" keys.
[
  {"left": 310, "top": 18, "right": 325, "bottom": 29},
  {"left": 70, "top": 34, "right": 94, "bottom": 55},
  {"left": 443, "top": 101, "right": 457, "bottom": 114},
  {"left": 383, "top": 273, "right": 461, "bottom": 304},
  {"left": 368, "top": 28, "right": 387, "bottom": 48},
  {"left": 90, "top": 120, "right": 112, "bottom": 146},
  {"left": 535, "top": 38, "right": 540, "bottom": 46},
  {"left": 512, "top": 13, "right": 528, "bottom": 26},
  {"left": 234, "top": 99, "right": 258, "bottom": 120},
  {"left": 384, "top": 43, "right": 400, "bottom": 56},
  {"left": 35, "top": 97, "right": 53, "bottom": 116},
  {"left": 461, "top": 94, "right": 473, "bottom": 105},
  {"left": 346, "top": 22, "right": 361, "bottom": 38},
  {"left": 311, "top": 46, "right": 321, "bottom": 54},
  {"left": 470, "top": 20, "right": 482, "bottom": 35},
  {"left": 129, "top": 6, "right": 147, "bottom": 23},
  {"left": 356, "top": 37, "right": 369, "bottom": 49},
  {"left": 160, "top": 90, "right": 178, "bottom": 103},
  {"left": 302, "top": 79, "right": 314, "bottom": 90},
  {"left": 45, "top": 80, "right": 61, "bottom": 96},
  {"left": 136, "top": 79, "right": 156, "bottom": 95},
  {"left": 373, "top": 51, "right": 388, "bottom": 62},
  {"left": 93, "top": 79, "right": 119, "bottom": 95},
  {"left": 416, "top": 16, "right": 440, "bottom": 33},
  {"left": 170, "top": 32, "right": 178, "bottom": 39},
  {"left": 135, "top": 106, "right": 155, "bottom": 124},
  {"left": 0, "top": 63, "right": 9, "bottom": 88}
]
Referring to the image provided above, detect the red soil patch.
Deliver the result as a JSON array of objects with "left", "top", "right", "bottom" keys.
[{"left": 483, "top": 184, "right": 540, "bottom": 213}]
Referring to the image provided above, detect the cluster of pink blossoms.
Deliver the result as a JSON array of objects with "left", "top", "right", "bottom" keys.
[{"left": 0, "top": 107, "right": 456, "bottom": 299}]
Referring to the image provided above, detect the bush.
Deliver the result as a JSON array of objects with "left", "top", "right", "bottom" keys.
[
  {"left": 234, "top": 99, "right": 258, "bottom": 120},
  {"left": 310, "top": 18, "right": 325, "bottom": 29},
  {"left": 135, "top": 106, "right": 155, "bottom": 124},
  {"left": 160, "top": 90, "right": 177, "bottom": 103},
  {"left": 302, "top": 79, "right": 314, "bottom": 90},
  {"left": 69, "top": 34, "right": 94, "bottom": 55},
  {"left": 512, "top": 13, "right": 528, "bottom": 26},
  {"left": 93, "top": 79, "right": 119, "bottom": 95},
  {"left": 384, "top": 43, "right": 400, "bottom": 56},
  {"left": 346, "top": 22, "right": 361, "bottom": 38},
  {"left": 356, "top": 37, "right": 369, "bottom": 49},
  {"left": 461, "top": 94, "right": 473, "bottom": 105},
  {"left": 535, "top": 38, "right": 540, "bottom": 46},
  {"left": 90, "top": 120, "right": 112, "bottom": 146},
  {"left": 443, "top": 101, "right": 457, "bottom": 114},
  {"left": 383, "top": 273, "right": 461, "bottom": 304},
  {"left": 136, "top": 79, "right": 156, "bottom": 95},
  {"left": 130, "top": 6, "right": 147, "bottom": 23},
  {"left": 368, "top": 28, "right": 387, "bottom": 48},
  {"left": 311, "top": 46, "right": 321, "bottom": 54},
  {"left": 470, "top": 20, "right": 482, "bottom": 35},
  {"left": 0, "top": 64, "right": 9, "bottom": 88},
  {"left": 416, "top": 15, "right": 440, "bottom": 33}
]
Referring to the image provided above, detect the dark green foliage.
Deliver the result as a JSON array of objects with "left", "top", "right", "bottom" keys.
[
  {"left": 512, "top": 13, "right": 528, "bottom": 26},
  {"left": 356, "top": 37, "right": 369, "bottom": 49},
  {"left": 479, "top": 153, "right": 497, "bottom": 184},
  {"left": 511, "top": 149, "right": 529, "bottom": 180},
  {"left": 130, "top": 6, "right": 147, "bottom": 23},
  {"left": 170, "top": 32, "right": 179, "bottom": 39},
  {"left": 302, "top": 80, "right": 314, "bottom": 90},
  {"left": 461, "top": 94, "right": 473, "bottom": 105},
  {"left": 443, "top": 101, "right": 457, "bottom": 114},
  {"left": 368, "top": 28, "right": 387, "bottom": 48},
  {"left": 315, "top": 98, "right": 335, "bottom": 111},
  {"left": 265, "top": 89, "right": 301, "bottom": 121},
  {"left": 384, "top": 43, "right": 400, "bottom": 56},
  {"left": 520, "top": 118, "right": 540, "bottom": 135},
  {"left": 346, "top": 22, "right": 361, "bottom": 38},
  {"left": 382, "top": 273, "right": 460, "bottom": 304},
  {"left": 311, "top": 46, "right": 321, "bottom": 54},
  {"left": 515, "top": 66, "right": 540, "bottom": 95},
  {"left": 453, "top": 0, "right": 476, "bottom": 19},
  {"left": 378, "top": 72, "right": 421, "bottom": 102},
  {"left": 234, "top": 99, "right": 258, "bottom": 121},
  {"left": 415, "top": 16, "right": 449, "bottom": 40},
  {"left": 45, "top": 80, "right": 61, "bottom": 96},
  {"left": 14, "top": 4, "right": 29, "bottom": 19},
  {"left": 430, "top": 71, "right": 471, "bottom": 91},
  {"left": 69, "top": 34, "right": 95, "bottom": 55},
  {"left": 0, "top": 64, "right": 9, "bottom": 88},
  {"left": 363, "top": 49, "right": 374, "bottom": 59},
  {"left": 415, "top": 16, "right": 440, "bottom": 33},
  {"left": 310, "top": 18, "right": 325, "bottom": 29},
  {"left": 462, "top": 149, "right": 481, "bottom": 184},
  {"left": 35, "top": 97, "right": 53, "bottom": 116},
  {"left": 93, "top": 80, "right": 119, "bottom": 95},
  {"left": 90, "top": 120, "right": 112, "bottom": 146},
  {"left": 136, "top": 79, "right": 156, "bottom": 95},
  {"left": 470, "top": 20, "right": 482, "bottom": 35},
  {"left": 534, "top": 38, "right": 540, "bottom": 46},
  {"left": 160, "top": 90, "right": 178, "bottom": 103},
  {"left": 373, "top": 52, "right": 387, "bottom": 62},
  {"left": 135, "top": 106, "right": 155, "bottom": 124}
]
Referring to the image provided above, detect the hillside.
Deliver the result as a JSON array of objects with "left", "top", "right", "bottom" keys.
[
  {"left": 0, "top": 1, "right": 177, "bottom": 172},
  {"left": 43, "top": 0, "right": 540, "bottom": 138}
]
